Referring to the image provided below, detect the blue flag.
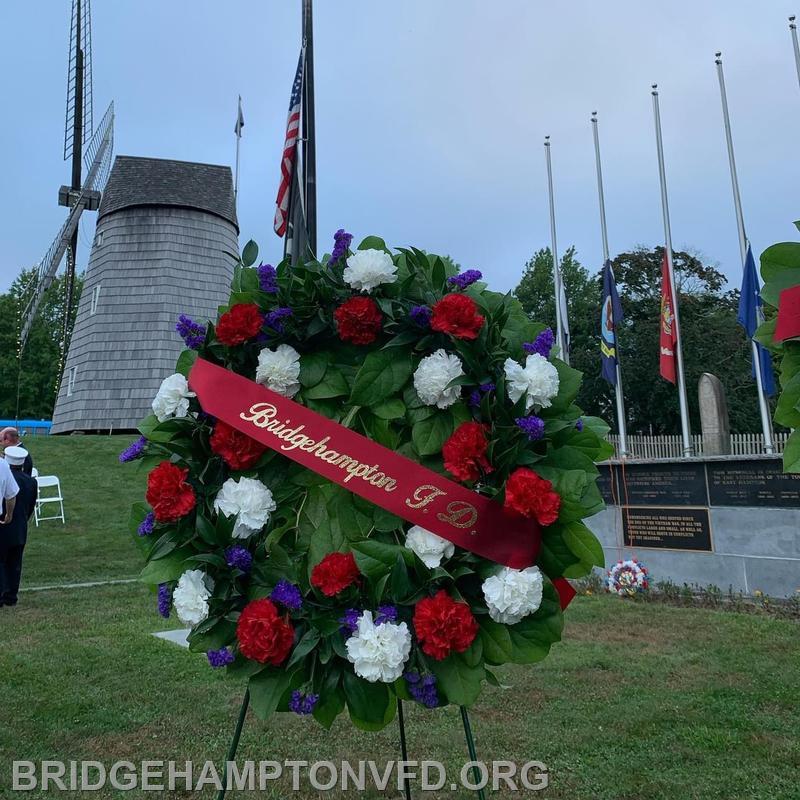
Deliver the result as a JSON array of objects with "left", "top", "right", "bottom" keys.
[
  {"left": 737, "top": 244, "right": 775, "bottom": 396},
  {"left": 600, "top": 260, "right": 624, "bottom": 385}
]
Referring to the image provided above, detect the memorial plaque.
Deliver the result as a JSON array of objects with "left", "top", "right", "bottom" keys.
[
  {"left": 706, "top": 459, "right": 800, "bottom": 508},
  {"left": 622, "top": 506, "right": 712, "bottom": 551},
  {"left": 616, "top": 462, "right": 708, "bottom": 506}
]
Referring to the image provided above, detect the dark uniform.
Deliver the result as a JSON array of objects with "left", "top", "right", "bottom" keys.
[{"left": 0, "top": 468, "right": 37, "bottom": 606}]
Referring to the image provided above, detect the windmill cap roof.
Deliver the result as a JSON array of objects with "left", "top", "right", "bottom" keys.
[{"left": 98, "top": 156, "right": 238, "bottom": 230}]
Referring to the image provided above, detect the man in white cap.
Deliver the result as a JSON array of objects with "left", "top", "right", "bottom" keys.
[
  {"left": 0, "top": 427, "right": 33, "bottom": 476},
  {"left": 0, "top": 446, "right": 37, "bottom": 607}
]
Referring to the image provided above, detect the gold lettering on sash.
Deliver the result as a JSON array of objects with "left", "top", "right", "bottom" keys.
[
  {"left": 437, "top": 501, "right": 478, "bottom": 530},
  {"left": 240, "top": 402, "right": 278, "bottom": 427},
  {"left": 405, "top": 484, "right": 447, "bottom": 509}
]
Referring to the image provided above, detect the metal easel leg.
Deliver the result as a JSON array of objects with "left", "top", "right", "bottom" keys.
[
  {"left": 460, "top": 706, "right": 487, "bottom": 800},
  {"left": 215, "top": 688, "right": 250, "bottom": 800},
  {"left": 397, "top": 699, "right": 412, "bottom": 800}
]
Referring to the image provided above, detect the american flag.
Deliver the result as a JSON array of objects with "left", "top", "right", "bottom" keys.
[{"left": 274, "top": 52, "right": 304, "bottom": 237}]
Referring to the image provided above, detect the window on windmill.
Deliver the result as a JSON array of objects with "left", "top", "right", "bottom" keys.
[
  {"left": 90, "top": 285, "right": 101, "bottom": 315},
  {"left": 95, "top": 230, "right": 104, "bottom": 246},
  {"left": 67, "top": 367, "right": 78, "bottom": 397}
]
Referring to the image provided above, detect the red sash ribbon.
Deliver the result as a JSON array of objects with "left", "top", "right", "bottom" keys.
[{"left": 189, "top": 358, "right": 540, "bottom": 569}]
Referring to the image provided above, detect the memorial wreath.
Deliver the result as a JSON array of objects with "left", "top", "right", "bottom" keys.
[{"left": 125, "top": 233, "right": 611, "bottom": 731}]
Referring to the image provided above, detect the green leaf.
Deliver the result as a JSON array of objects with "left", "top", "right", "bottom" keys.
[
  {"left": 298, "top": 352, "right": 330, "bottom": 388},
  {"left": 312, "top": 686, "right": 345, "bottom": 729},
  {"left": 304, "top": 367, "right": 350, "bottom": 399},
  {"left": 774, "top": 372, "right": 800, "bottom": 428},
  {"left": 350, "top": 350, "right": 412, "bottom": 406},
  {"left": 343, "top": 670, "right": 394, "bottom": 729},
  {"left": 563, "top": 521, "right": 605, "bottom": 568},
  {"left": 351, "top": 539, "right": 412, "bottom": 580},
  {"left": 549, "top": 360, "right": 583, "bottom": 411},
  {"left": 371, "top": 397, "right": 406, "bottom": 420},
  {"left": 138, "top": 546, "right": 194, "bottom": 584},
  {"left": 286, "top": 629, "right": 321, "bottom": 669},
  {"left": 783, "top": 429, "right": 800, "bottom": 473},
  {"left": 357, "top": 235, "right": 389, "bottom": 252},
  {"left": 412, "top": 410, "right": 455, "bottom": 456},
  {"left": 249, "top": 667, "right": 294, "bottom": 720},
  {"left": 308, "top": 521, "right": 346, "bottom": 575},
  {"left": 175, "top": 349, "right": 198, "bottom": 377},
  {"left": 241, "top": 239, "right": 259, "bottom": 267},
  {"left": 187, "top": 618, "right": 237, "bottom": 653},
  {"left": 429, "top": 643, "right": 485, "bottom": 706}
]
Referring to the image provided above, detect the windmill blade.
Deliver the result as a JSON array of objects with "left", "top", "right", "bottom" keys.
[
  {"left": 64, "top": 0, "right": 93, "bottom": 161},
  {"left": 19, "top": 102, "right": 114, "bottom": 350}
]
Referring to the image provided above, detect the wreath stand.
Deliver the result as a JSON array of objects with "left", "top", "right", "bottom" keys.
[{"left": 214, "top": 690, "right": 487, "bottom": 800}]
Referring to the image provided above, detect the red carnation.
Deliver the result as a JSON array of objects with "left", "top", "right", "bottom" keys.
[
  {"left": 310, "top": 552, "right": 360, "bottom": 597},
  {"left": 236, "top": 598, "right": 295, "bottom": 665},
  {"left": 145, "top": 461, "right": 196, "bottom": 522},
  {"left": 442, "top": 421, "right": 493, "bottom": 482},
  {"left": 430, "top": 293, "right": 485, "bottom": 340},
  {"left": 334, "top": 296, "right": 383, "bottom": 345},
  {"left": 215, "top": 302, "right": 263, "bottom": 346},
  {"left": 210, "top": 420, "right": 268, "bottom": 470},
  {"left": 413, "top": 590, "right": 478, "bottom": 660},
  {"left": 504, "top": 467, "right": 561, "bottom": 526}
]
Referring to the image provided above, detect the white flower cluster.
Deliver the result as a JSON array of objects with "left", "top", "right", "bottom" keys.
[
  {"left": 172, "top": 569, "right": 213, "bottom": 626},
  {"left": 481, "top": 566, "right": 544, "bottom": 625},
  {"left": 345, "top": 610, "right": 412, "bottom": 683},
  {"left": 405, "top": 525, "right": 454, "bottom": 568},
  {"left": 504, "top": 354, "right": 560, "bottom": 411},
  {"left": 214, "top": 476, "right": 276, "bottom": 539},
  {"left": 151, "top": 373, "right": 195, "bottom": 422},
  {"left": 343, "top": 249, "right": 398, "bottom": 292},
  {"left": 413, "top": 349, "right": 464, "bottom": 409},
  {"left": 256, "top": 344, "right": 301, "bottom": 398}
]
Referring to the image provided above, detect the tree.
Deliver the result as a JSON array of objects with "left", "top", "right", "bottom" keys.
[
  {"left": 513, "top": 246, "right": 772, "bottom": 435},
  {"left": 0, "top": 268, "right": 84, "bottom": 419}
]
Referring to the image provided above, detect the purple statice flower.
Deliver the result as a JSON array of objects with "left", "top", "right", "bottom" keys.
[
  {"left": 271, "top": 579, "right": 303, "bottom": 611},
  {"left": 257, "top": 263, "right": 278, "bottom": 293},
  {"left": 175, "top": 314, "right": 207, "bottom": 350},
  {"left": 409, "top": 305, "right": 432, "bottom": 328},
  {"left": 207, "top": 648, "right": 235, "bottom": 668},
  {"left": 404, "top": 671, "right": 439, "bottom": 708},
  {"left": 119, "top": 436, "right": 146, "bottom": 463},
  {"left": 157, "top": 583, "right": 171, "bottom": 618},
  {"left": 446, "top": 269, "right": 483, "bottom": 290},
  {"left": 330, "top": 229, "right": 353, "bottom": 267},
  {"left": 264, "top": 307, "right": 293, "bottom": 334},
  {"left": 515, "top": 415, "right": 545, "bottom": 441},
  {"left": 375, "top": 605, "right": 398, "bottom": 625},
  {"left": 575, "top": 418, "right": 584, "bottom": 432},
  {"left": 523, "top": 328, "right": 555, "bottom": 359},
  {"left": 289, "top": 690, "right": 320, "bottom": 716},
  {"left": 340, "top": 608, "right": 361, "bottom": 637},
  {"left": 138, "top": 511, "right": 155, "bottom": 537},
  {"left": 468, "top": 382, "right": 496, "bottom": 410},
  {"left": 225, "top": 545, "right": 253, "bottom": 574}
]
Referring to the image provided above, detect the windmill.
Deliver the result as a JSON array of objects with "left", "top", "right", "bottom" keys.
[{"left": 18, "top": 0, "right": 114, "bottom": 367}]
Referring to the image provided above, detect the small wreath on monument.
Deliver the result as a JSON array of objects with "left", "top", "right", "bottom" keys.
[
  {"left": 124, "top": 231, "right": 611, "bottom": 731},
  {"left": 606, "top": 559, "right": 649, "bottom": 597}
]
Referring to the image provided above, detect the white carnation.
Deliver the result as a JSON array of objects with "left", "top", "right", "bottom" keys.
[
  {"left": 343, "top": 249, "right": 398, "bottom": 292},
  {"left": 405, "top": 525, "right": 455, "bottom": 569},
  {"left": 213, "top": 476, "right": 276, "bottom": 539},
  {"left": 172, "top": 569, "right": 213, "bottom": 627},
  {"left": 255, "top": 344, "right": 301, "bottom": 398},
  {"left": 413, "top": 349, "right": 464, "bottom": 409},
  {"left": 482, "top": 566, "right": 544, "bottom": 625},
  {"left": 151, "top": 373, "right": 195, "bottom": 422},
  {"left": 345, "top": 611, "right": 412, "bottom": 683},
  {"left": 504, "top": 354, "right": 560, "bottom": 411}
]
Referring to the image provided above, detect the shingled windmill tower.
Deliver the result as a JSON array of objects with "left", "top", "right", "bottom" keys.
[{"left": 50, "top": 157, "right": 238, "bottom": 432}]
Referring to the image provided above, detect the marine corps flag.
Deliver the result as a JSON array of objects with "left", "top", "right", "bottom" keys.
[
  {"left": 659, "top": 251, "right": 677, "bottom": 383},
  {"left": 600, "top": 260, "right": 623, "bottom": 385}
]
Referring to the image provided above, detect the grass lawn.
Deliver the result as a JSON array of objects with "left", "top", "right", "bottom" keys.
[{"left": 2, "top": 436, "right": 798, "bottom": 798}]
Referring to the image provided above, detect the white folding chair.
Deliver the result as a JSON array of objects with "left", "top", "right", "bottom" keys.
[
  {"left": 30, "top": 467, "right": 39, "bottom": 478},
  {"left": 34, "top": 475, "right": 65, "bottom": 525}
]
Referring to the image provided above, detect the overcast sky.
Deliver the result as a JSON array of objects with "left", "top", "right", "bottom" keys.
[{"left": 3, "top": 0, "right": 800, "bottom": 296}]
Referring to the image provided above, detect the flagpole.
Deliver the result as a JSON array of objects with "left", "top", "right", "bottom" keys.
[
  {"left": 591, "top": 112, "right": 628, "bottom": 458},
  {"left": 790, "top": 17, "right": 800, "bottom": 90},
  {"left": 302, "top": 0, "right": 317, "bottom": 256},
  {"left": 714, "top": 53, "right": 775, "bottom": 454},
  {"left": 234, "top": 95, "right": 242, "bottom": 208},
  {"left": 544, "top": 136, "right": 569, "bottom": 364},
  {"left": 651, "top": 85, "right": 694, "bottom": 457}
]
